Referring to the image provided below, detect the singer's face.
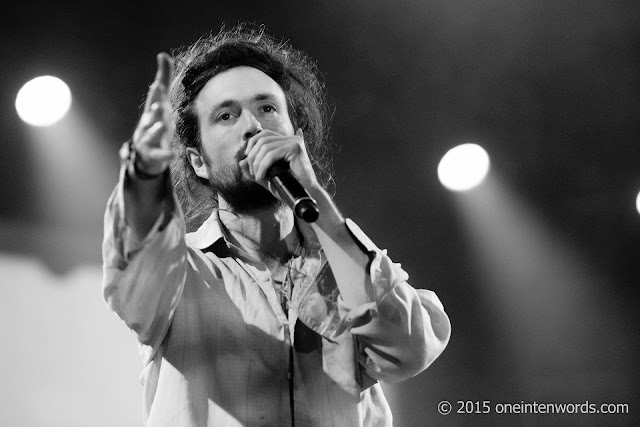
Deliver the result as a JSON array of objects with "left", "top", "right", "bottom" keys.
[{"left": 193, "top": 66, "right": 295, "bottom": 212}]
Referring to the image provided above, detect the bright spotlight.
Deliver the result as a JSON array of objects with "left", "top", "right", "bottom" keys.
[
  {"left": 438, "top": 143, "right": 490, "bottom": 191},
  {"left": 636, "top": 190, "right": 640, "bottom": 215},
  {"left": 15, "top": 76, "right": 72, "bottom": 126}
]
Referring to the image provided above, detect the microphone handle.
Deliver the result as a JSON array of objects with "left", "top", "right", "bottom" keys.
[{"left": 266, "top": 161, "right": 319, "bottom": 223}]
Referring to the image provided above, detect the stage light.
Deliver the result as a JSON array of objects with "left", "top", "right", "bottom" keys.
[
  {"left": 15, "top": 76, "right": 72, "bottom": 126},
  {"left": 438, "top": 143, "right": 490, "bottom": 191},
  {"left": 636, "top": 190, "right": 640, "bottom": 215}
]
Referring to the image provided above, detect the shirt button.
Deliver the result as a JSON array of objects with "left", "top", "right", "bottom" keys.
[
  {"left": 287, "top": 372, "right": 292, "bottom": 381},
  {"left": 261, "top": 275, "right": 270, "bottom": 282}
]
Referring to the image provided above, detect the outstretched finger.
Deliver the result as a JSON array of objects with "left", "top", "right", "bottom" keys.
[
  {"left": 144, "top": 81, "right": 164, "bottom": 114},
  {"left": 133, "top": 103, "right": 162, "bottom": 142},
  {"left": 156, "top": 52, "right": 174, "bottom": 89},
  {"left": 143, "top": 53, "right": 174, "bottom": 112},
  {"left": 136, "top": 121, "right": 166, "bottom": 149}
]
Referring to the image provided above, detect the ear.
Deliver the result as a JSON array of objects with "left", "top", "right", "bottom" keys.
[{"left": 186, "top": 147, "right": 209, "bottom": 180}]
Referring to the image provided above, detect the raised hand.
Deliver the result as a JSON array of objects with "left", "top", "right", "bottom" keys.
[{"left": 131, "top": 53, "right": 175, "bottom": 177}]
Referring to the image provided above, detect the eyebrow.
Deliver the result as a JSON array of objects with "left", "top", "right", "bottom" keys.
[{"left": 211, "top": 93, "right": 281, "bottom": 112}]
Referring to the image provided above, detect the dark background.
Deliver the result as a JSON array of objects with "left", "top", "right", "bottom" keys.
[{"left": 1, "top": 1, "right": 638, "bottom": 425}]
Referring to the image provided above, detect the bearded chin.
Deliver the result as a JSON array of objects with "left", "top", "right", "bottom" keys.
[{"left": 208, "top": 164, "right": 282, "bottom": 214}]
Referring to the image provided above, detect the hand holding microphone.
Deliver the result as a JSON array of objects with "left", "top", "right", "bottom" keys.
[
  {"left": 241, "top": 128, "right": 320, "bottom": 223},
  {"left": 266, "top": 161, "right": 319, "bottom": 223}
]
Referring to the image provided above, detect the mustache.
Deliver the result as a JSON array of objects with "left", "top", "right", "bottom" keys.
[{"left": 235, "top": 150, "right": 247, "bottom": 163}]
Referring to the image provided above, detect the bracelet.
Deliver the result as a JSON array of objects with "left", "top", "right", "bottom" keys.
[{"left": 121, "top": 138, "right": 165, "bottom": 180}]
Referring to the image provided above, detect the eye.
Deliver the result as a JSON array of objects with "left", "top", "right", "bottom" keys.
[
  {"left": 216, "top": 112, "right": 232, "bottom": 122},
  {"left": 261, "top": 104, "right": 277, "bottom": 113}
]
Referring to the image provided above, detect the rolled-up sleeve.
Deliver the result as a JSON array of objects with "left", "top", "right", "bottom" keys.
[
  {"left": 101, "top": 165, "right": 188, "bottom": 351},
  {"left": 339, "top": 220, "right": 451, "bottom": 384}
]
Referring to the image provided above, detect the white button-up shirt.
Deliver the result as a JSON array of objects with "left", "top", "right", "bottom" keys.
[{"left": 102, "top": 168, "right": 451, "bottom": 426}]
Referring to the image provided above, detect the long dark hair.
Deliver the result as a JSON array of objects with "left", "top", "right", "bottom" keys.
[{"left": 168, "top": 24, "right": 333, "bottom": 231}]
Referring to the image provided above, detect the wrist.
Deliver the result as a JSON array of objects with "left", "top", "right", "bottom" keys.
[
  {"left": 121, "top": 138, "right": 166, "bottom": 181},
  {"left": 308, "top": 185, "right": 344, "bottom": 231},
  {"left": 133, "top": 157, "right": 165, "bottom": 180}
]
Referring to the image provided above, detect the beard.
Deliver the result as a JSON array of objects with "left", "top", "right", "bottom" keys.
[{"left": 207, "top": 161, "right": 283, "bottom": 214}]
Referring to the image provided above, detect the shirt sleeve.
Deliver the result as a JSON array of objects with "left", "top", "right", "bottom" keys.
[
  {"left": 101, "top": 148, "right": 189, "bottom": 353},
  {"left": 337, "top": 220, "right": 451, "bottom": 384}
]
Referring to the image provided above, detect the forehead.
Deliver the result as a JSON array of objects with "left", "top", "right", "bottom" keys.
[{"left": 195, "top": 66, "right": 287, "bottom": 109}]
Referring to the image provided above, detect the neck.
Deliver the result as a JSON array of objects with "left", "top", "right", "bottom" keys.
[{"left": 217, "top": 197, "right": 298, "bottom": 266}]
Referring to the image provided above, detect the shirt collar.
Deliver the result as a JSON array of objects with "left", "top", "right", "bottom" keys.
[
  {"left": 184, "top": 209, "right": 323, "bottom": 253},
  {"left": 185, "top": 210, "right": 225, "bottom": 250}
]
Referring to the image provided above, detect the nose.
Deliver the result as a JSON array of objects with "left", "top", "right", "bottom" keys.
[{"left": 243, "top": 113, "right": 263, "bottom": 141}]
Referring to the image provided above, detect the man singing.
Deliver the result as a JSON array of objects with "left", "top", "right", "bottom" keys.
[{"left": 102, "top": 25, "right": 450, "bottom": 426}]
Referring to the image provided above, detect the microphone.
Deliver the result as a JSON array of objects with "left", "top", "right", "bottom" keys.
[{"left": 266, "top": 161, "right": 319, "bottom": 223}]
